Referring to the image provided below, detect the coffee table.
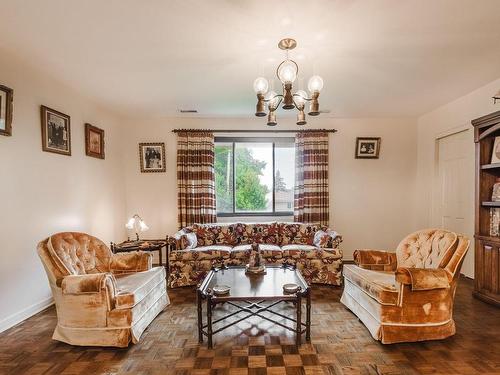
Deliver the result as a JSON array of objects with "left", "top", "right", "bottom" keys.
[{"left": 196, "top": 265, "right": 311, "bottom": 348}]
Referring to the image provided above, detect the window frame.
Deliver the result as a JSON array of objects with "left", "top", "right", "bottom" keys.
[{"left": 214, "top": 136, "right": 295, "bottom": 217}]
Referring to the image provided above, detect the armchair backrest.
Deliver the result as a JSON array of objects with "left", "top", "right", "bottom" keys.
[
  {"left": 396, "top": 229, "right": 462, "bottom": 273},
  {"left": 37, "top": 232, "right": 112, "bottom": 279}
]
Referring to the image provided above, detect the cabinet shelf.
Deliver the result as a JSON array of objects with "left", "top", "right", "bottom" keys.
[
  {"left": 482, "top": 201, "right": 500, "bottom": 207},
  {"left": 481, "top": 163, "right": 500, "bottom": 170}
]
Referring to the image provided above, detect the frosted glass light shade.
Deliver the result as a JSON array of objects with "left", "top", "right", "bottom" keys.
[
  {"left": 139, "top": 220, "right": 149, "bottom": 232},
  {"left": 253, "top": 77, "right": 269, "bottom": 94},
  {"left": 308, "top": 75, "right": 324, "bottom": 93},
  {"left": 277, "top": 60, "right": 297, "bottom": 83},
  {"left": 266, "top": 90, "right": 279, "bottom": 108},
  {"left": 294, "top": 90, "right": 308, "bottom": 106}
]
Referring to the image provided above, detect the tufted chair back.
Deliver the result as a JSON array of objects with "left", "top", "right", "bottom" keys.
[
  {"left": 396, "top": 229, "right": 458, "bottom": 271},
  {"left": 44, "top": 232, "right": 112, "bottom": 276}
]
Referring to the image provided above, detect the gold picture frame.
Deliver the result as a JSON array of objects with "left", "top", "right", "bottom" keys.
[
  {"left": 41, "top": 105, "right": 71, "bottom": 156},
  {"left": 85, "top": 123, "right": 105, "bottom": 159},
  {"left": 0, "top": 85, "right": 13, "bottom": 137},
  {"left": 139, "top": 142, "right": 166, "bottom": 173}
]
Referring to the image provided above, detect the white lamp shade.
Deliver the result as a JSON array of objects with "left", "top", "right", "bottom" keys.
[
  {"left": 139, "top": 220, "right": 149, "bottom": 232},
  {"left": 308, "top": 75, "right": 324, "bottom": 93},
  {"left": 125, "top": 218, "right": 135, "bottom": 229},
  {"left": 253, "top": 77, "right": 269, "bottom": 94},
  {"left": 277, "top": 60, "right": 297, "bottom": 84}
]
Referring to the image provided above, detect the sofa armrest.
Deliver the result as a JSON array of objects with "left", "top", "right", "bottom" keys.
[
  {"left": 313, "top": 230, "right": 342, "bottom": 249},
  {"left": 395, "top": 267, "right": 452, "bottom": 291},
  {"left": 61, "top": 273, "right": 117, "bottom": 296},
  {"left": 353, "top": 249, "right": 397, "bottom": 271},
  {"left": 110, "top": 251, "right": 152, "bottom": 274}
]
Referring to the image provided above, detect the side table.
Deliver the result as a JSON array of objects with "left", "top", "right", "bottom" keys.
[{"left": 111, "top": 238, "right": 169, "bottom": 272}]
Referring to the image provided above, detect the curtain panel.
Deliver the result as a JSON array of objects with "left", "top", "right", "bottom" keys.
[
  {"left": 294, "top": 131, "right": 330, "bottom": 226},
  {"left": 176, "top": 132, "right": 217, "bottom": 228}
]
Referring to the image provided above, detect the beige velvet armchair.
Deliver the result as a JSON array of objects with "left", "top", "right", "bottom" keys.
[
  {"left": 341, "top": 229, "right": 469, "bottom": 344},
  {"left": 37, "top": 232, "right": 169, "bottom": 347}
]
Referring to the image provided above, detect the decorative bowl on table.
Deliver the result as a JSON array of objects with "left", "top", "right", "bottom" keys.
[
  {"left": 212, "top": 285, "right": 231, "bottom": 295},
  {"left": 245, "top": 264, "right": 266, "bottom": 274},
  {"left": 283, "top": 283, "right": 300, "bottom": 294}
]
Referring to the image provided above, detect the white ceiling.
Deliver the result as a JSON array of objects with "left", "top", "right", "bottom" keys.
[{"left": 0, "top": 0, "right": 499, "bottom": 118}]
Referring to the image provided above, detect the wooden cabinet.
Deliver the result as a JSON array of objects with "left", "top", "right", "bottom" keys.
[{"left": 472, "top": 110, "right": 500, "bottom": 307}]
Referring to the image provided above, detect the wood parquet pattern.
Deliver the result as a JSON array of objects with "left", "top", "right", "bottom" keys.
[{"left": 0, "top": 277, "right": 499, "bottom": 375}]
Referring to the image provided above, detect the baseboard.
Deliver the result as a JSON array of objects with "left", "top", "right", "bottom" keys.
[{"left": 0, "top": 297, "right": 54, "bottom": 333}]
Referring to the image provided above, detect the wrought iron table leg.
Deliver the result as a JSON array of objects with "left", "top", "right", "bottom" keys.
[
  {"left": 306, "top": 289, "right": 311, "bottom": 342},
  {"left": 207, "top": 294, "right": 213, "bottom": 349},
  {"left": 296, "top": 294, "right": 302, "bottom": 346},
  {"left": 197, "top": 289, "right": 203, "bottom": 343}
]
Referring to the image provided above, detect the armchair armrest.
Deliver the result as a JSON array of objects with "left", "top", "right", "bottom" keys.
[
  {"left": 395, "top": 267, "right": 452, "bottom": 291},
  {"left": 353, "top": 249, "right": 397, "bottom": 271},
  {"left": 61, "top": 273, "right": 117, "bottom": 296},
  {"left": 110, "top": 251, "right": 152, "bottom": 274}
]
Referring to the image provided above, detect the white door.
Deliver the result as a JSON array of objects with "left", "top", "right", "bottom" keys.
[{"left": 435, "top": 129, "right": 474, "bottom": 276}]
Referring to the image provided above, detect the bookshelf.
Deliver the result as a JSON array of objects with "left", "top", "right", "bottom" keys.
[{"left": 472, "top": 110, "right": 500, "bottom": 307}]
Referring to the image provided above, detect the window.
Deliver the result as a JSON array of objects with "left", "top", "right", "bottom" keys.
[{"left": 215, "top": 137, "right": 295, "bottom": 216}]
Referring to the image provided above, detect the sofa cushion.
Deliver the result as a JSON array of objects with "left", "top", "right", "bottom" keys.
[
  {"left": 343, "top": 265, "right": 399, "bottom": 306},
  {"left": 192, "top": 224, "right": 237, "bottom": 246},
  {"left": 281, "top": 244, "right": 317, "bottom": 258},
  {"left": 170, "top": 245, "right": 232, "bottom": 261},
  {"left": 231, "top": 244, "right": 252, "bottom": 259},
  {"left": 230, "top": 222, "right": 280, "bottom": 245},
  {"left": 279, "top": 223, "right": 324, "bottom": 245},
  {"left": 114, "top": 267, "right": 166, "bottom": 309}
]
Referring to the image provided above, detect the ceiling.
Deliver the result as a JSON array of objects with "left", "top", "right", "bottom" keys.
[{"left": 1, "top": 0, "right": 499, "bottom": 118}]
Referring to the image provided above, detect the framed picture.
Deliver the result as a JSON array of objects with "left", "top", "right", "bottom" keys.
[
  {"left": 41, "top": 105, "right": 71, "bottom": 155},
  {"left": 139, "top": 142, "right": 166, "bottom": 173},
  {"left": 355, "top": 137, "right": 381, "bottom": 159},
  {"left": 0, "top": 85, "right": 13, "bottom": 137},
  {"left": 85, "top": 123, "right": 105, "bottom": 159},
  {"left": 491, "top": 136, "right": 500, "bottom": 163}
]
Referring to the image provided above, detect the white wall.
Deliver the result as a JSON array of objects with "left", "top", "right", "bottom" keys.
[
  {"left": 0, "top": 54, "right": 127, "bottom": 332},
  {"left": 416, "top": 78, "right": 500, "bottom": 278},
  {"left": 122, "top": 116, "right": 418, "bottom": 261}
]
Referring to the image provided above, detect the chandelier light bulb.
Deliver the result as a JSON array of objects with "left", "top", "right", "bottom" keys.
[
  {"left": 294, "top": 90, "right": 308, "bottom": 106},
  {"left": 277, "top": 60, "right": 298, "bottom": 84},
  {"left": 253, "top": 77, "right": 269, "bottom": 94},
  {"left": 308, "top": 75, "right": 324, "bottom": 93}
]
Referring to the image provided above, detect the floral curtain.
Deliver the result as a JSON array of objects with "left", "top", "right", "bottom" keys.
[
  {"left": 294, "top": 131, "right": 330, "bottom": 226},
  {"left": 177, "top": 131, "right": 217, "bottom": 228}
]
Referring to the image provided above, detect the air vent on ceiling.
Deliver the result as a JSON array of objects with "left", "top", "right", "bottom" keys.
[{"left": 178, "top": 109, "right": 198, "bottom": 113}]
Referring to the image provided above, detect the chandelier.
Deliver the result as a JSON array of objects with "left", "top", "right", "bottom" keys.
[{"left": 253, "top": 38, "right": 324, "bottom": 126}]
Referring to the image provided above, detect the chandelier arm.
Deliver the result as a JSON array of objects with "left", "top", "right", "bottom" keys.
[{"left": 262, "top": 94, "right": 284, "bottom": 103}]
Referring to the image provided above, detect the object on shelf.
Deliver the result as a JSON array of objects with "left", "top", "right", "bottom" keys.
[
  {"left": 492, "top": 178, "right": 500, "bottom": 201},
  {"left": 490, "top": 208, "right": 500, "bottom": 236}
]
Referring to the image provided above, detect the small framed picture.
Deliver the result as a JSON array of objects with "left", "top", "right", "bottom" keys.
[
  {"left": 355, "top": 137, "right": 381, "bottom": 159},
  {"left": 0, "top": 85, "right": 13, "bottom": 137},
  {"left": 41, "top": 105, "right": 71, "bottom": 155},
  {"left": 491, "top": 136, "right": 500, "bottom": 163},
  {"left": 139, "top": 142, "right": 166, "bottom": 173},
  {"left": 85, "top": 123, "right": 105, "bottom": 159}
]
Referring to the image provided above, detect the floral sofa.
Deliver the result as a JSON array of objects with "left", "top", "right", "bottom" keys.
[{"left": 168, "top": 222, "right": 342, "bottom": 288}]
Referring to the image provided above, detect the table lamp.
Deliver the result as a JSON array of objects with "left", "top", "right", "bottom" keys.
[{"left": 125, "top": 214, "right": 149, "bottom": 240}]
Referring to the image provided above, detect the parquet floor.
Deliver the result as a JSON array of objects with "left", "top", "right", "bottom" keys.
[{"left": 0, "top": 277, "right": 499, "bottom": 375}]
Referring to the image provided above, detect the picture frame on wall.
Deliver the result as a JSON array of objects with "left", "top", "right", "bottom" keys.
[
  {"left": 355, "top": 137, "right": 381, "bottom": 159},
  {"left": 85, "top": 123, "right": 105, "bottom": 159},
  {"left": 490, "top": 136, "right": 500, "bottom": 163},
  {"left": 139, "top": 142, "right": 166, "bottom": 173},
  {"left": 0, "top": 85, "right": 13, "bottom": 137},
  {"left": 41, "top": 105, "right": 71, "bottom": 156}
]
